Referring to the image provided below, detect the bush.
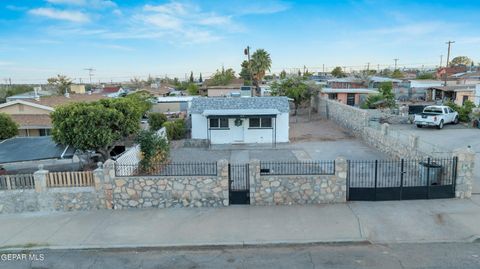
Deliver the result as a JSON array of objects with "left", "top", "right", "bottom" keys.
[
  {"left": 445, "top": 100, "right": 475, "bottom": 122},
  {"left": 163, "top": 119, "right": 186, "bottom": 140},
  {"left": 136, "top": 130, "right": 169, "bottom": 170},
  {"left": 0, "top": 113, "right": 18, "bottom": 140},
  {"left": 148, "top": 112, "right": 168, "bottom": 131}
]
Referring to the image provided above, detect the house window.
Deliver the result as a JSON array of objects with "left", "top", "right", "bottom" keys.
[
  {"left": 39, "top": 129, "right": 52, "bottom": 136},
  {"left": 462, "top": 95, "right": 469, "bottom": 105},
  {"left": 249, "top": 117, "right": 272, "bottom": 128},
  {"left": 328, "top": 93, "right": 338, "bottom": 100},
  {"left": 209, "top": 118, "right": 229, "bottom": 129},
  {"left": 347, "top": 93, "right": 355, "bottom": 106}
]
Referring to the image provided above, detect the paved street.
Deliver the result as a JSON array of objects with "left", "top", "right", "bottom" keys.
[{"left": 2, "top": 242, "right": 480, "bottom": 269}]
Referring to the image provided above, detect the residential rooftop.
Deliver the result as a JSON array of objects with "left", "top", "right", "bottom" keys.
[
  {"left": 190, "top": 97, "right": 290, "bottom": 114},
  {"left": 23, "top": 93, "right": 107, "bottom": 108},
  {"left": 0, "top": 136, "right": 75, "bottom": 164}
]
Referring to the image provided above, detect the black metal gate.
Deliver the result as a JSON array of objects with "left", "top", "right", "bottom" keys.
[
  {"left": 229, "top": 164, "right": 250, "bottom": 205},
  {"left": 348, "top": 158, "right": 457, "bottom": 201}
]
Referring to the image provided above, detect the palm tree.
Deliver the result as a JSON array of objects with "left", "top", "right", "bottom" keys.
[{"left": 251, "top": 49, "right": 272, "bottom": 91}]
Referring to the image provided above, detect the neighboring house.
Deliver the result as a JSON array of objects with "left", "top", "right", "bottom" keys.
[
  {"left": 327, "top": 77, "right": 364, "bottom": 89},
  {"left": 0, "top": 94, "right": 106, "bottom": 137},
  {"left": 190, "top": 97, "right": 290, "bottom": 145},
  {"left": 397, "top": 80, "right": 444, "bottom": 100},
  {"left": 320, "top": 88, "right": 378, "bottom": 106},
  {"left": 367, "top": 76, "right": 402, "bottom": 89},
  {"left": 448, "top": 71, "right": 480, "bottom": 85},
  {"left": 207, "top": 85, "right": 253, "bottom": 97},
  {"left": 0, "top": 136, "right": 77, "bottom": 172},
  {"left": 70, "top": 84, "right": 86, "bottom": 94},
  {"left": 199, "top": 78, "right": 245, "bottom": 96},
  {"left": 436, "top": 66, "right": 467, "bottom": 79},
  {"left": 151, "top": 96, "right": 197, "bottom": 114},
  {"left": 5, "top": 87, "right": 53, "bottom": 102},
  {"left": 102, "top": 86, "right": 127, "bottom": 98},
  {"left": 425, "top": 85, "right": 478, "bottom": 105}
]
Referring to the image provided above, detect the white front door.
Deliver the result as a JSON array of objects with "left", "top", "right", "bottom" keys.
[{"left": 230, "top": 118, "right": 245, "bottom": 143}]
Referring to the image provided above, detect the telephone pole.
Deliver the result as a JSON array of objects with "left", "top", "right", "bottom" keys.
[
  {"left": 84, "top": 68, "right": 95, "bottom": 84},
  {"left": 393, "top": 58, "right": 399, "bottom": 70},
  {"left": 366, "top": 62, "right": 370, "bottom": 72},
  {"left": 445, "top": 41, "right": 455, "bottom": 68}
]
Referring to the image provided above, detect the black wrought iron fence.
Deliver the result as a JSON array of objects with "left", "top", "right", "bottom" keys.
[
  {"left": 348, "top": 157, "right": 457, "bottom": 201},
  {"left": 115, "top": 162, "right": 218, "bottom": 177},
  {"left": 260, "top": 160, "right": 335, "bottom": 175}
]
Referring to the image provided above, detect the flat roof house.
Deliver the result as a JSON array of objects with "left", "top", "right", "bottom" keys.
[
  {"left": 190, "top": 97, "right": 290, "bottom": 145},
  {"left": 320, "top": 88, "right": 378, "bottom": 107}
]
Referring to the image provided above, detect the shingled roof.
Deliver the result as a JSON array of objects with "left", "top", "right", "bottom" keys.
[{"left": 190, "top": 97, "right": 290, "bottom": 114}]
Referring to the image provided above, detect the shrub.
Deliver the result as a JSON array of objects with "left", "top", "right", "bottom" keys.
[
  {"left": 148, "top": 112, "right": 168, "bottom": 131},
  {"left": 163, "top": 119, "right": 186, "bottom": 140},
  {"left": 445, "top": 100, "right": 475, "bottom": 122},
  {"left": 136, "top": 130, "right": 169, "bottom": 170},
  {"left": 0, "top": 113, "right": 18, "bottom": 140}
]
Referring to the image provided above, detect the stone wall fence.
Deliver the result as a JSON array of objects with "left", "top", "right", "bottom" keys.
[{"left": 249, "top": 157, "right": 348, "bottom": 205}]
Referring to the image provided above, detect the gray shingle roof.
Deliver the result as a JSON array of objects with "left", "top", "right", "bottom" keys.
[
  {"left": 190, "top": 97, "right": 290, "bottom": 114},
  {"left": 0, "top": 136, "right": 76, "bottom": 164}
]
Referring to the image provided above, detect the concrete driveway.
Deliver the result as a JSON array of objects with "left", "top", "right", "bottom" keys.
[
  {"left": 390, "top": 124, "right": 480, "bottom": 193},
  {"left": 171, "top": 117, "right": 387, "bottom": 163}
]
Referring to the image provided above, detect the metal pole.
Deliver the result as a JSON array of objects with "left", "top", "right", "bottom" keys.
[
  {"left": 374, "top": 160, "right": 378, "bottom": 201},
  {"left": 426, "top": 158, "right": 431, "bottom": 199},
  {"left": 400, "top": 159, "right": 404, "bottom": 200}
]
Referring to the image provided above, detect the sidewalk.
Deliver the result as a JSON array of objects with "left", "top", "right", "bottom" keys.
[{"left": 1, "top": 196, "right": 480, "bottom": 251}]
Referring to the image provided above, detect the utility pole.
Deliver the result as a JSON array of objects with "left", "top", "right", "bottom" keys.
[
  {"left": 84, "top": 68, "right": 95, "bottom": 84},
  {"left": 444, "top": 41, "right": 455, "bottom": 86},
  {"left": 445, "top": 40, "right": 455, "bottom": 68},
  {"left": 393, "top": 58, "right": 399, "bottom": 70}
]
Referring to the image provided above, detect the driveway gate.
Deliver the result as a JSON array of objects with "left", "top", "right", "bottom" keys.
[
  {"left": 347, "top": 158, "right": 457, "bottom": 201},
  {"left": 229, "top": 164, "right": 250, "bottom": 204}
]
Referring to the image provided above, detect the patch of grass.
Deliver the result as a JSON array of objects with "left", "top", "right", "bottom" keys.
[{"left": 0, "top": 242, "right": 48, "bottom": 251}]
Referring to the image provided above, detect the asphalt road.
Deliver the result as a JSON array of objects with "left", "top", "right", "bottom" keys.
[{"left": 2, "top": 242, "right": 480, "bottom": 269}]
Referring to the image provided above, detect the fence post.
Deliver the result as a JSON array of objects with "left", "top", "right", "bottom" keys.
[
  {"left": 93, "top": 162, "right": 104, "bottom": 190},
  {"left": 334, "top": 157, "right": 348, "bottom": 202},
  {"left": 102, "top": 159, "right": 115, "bottom": 209},
  {"left": 453, "top": 147, "right": 475, "bottom": 199},
  {"left": 249, "top": 159, "right": 261, "bottom": 205},
  {"left": 33, "top": 165, "right": 49, "bottom": 193},
  {"left": 217, "top": 159, "right": 229, "bottom": 206},
  {"left": 374, "top": 160, "right": 378, "bottom": 201}
]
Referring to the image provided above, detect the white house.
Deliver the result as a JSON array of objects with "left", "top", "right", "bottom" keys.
[{"left": 190, "top": 97, "right": 290, "bottom": 145}]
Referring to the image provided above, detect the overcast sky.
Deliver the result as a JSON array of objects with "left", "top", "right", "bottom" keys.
[{"left": 0, "top": 0, "right": 479, "bottom": 84}]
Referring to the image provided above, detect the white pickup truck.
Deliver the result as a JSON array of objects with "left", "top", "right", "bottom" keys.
[{"left": 414, "top": 105, "right": 459, "bottom": 129}]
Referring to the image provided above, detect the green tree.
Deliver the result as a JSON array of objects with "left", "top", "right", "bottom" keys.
[
  {"left": 148, "top": 112, "right": 168, "bottom": 131},
  {"left": 391, "top": 69, "right": 405, "bottom": 79},
  {"left": 189, "top": 71, "right": 194, "bottom": 83},
  {"left": 0, "top": 85, "right": 34, "bottom": 103},
  {"left": 162, "top": 119, "right": 186, "bottom": 140},
  {"left": 280, "top": 70, "right": 287, "bottom": 79},
  {"left": 199, "top": 73, "right": 203, "bottom": 83},
  {"left": 186, "top": 83, "right": 199, "bottom": 95},
  {"left": 136, "top": 130, "right": 169, "bottom": 171},
  {"left": 47, "top": 74, "right": 73, "bottom": 95},
  {"left": 0, "top": 113, "right": 18, "bottom": 140},
  {"left": 270, "top": 77, "right": 312, "bottom": 115},
  {"left": 417, "top": 72, "right": 435, "bottom": 80},
  {"left": 208, "top": 67, "right": 236, "bottom": 86},
  {"left": 124, "top": 91, "right": 154, "bottom": 116},
  {"left": 250, "top": 49, "right": 272, "bottom": 89},
  {"left": 331, "top": 66, "right": 346, "bottom": 78},
  {"left": 362, "top": 82, "right": 396, "bottom": 109},
  {"left": 51, "top": 98, "right": 144, "bottom": 160},
  {"left": 445, "top": 100, "right": 475, "bottom": 122},
  {"left": 239, "top": 60, "right": 253, "bottom": 85},
  {"left": 450, "top": 56, "right": 473, "bottom": 66}
]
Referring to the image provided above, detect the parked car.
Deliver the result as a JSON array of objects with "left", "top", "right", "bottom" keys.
[{"left": 414, "top": 105, "right": 458, "bottom": 129}]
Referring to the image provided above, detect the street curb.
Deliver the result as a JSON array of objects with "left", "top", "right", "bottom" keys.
[{"left": 0, "top": 238, "right": 370, "bottom": 252}]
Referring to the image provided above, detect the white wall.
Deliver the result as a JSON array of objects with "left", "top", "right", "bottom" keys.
[{"left": 190, "top": 113, "right": 289, "bottom": 144}]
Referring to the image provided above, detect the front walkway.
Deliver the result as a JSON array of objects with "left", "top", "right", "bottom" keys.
[{"left": 1, "top": 196, "right": 480, "bottom": 251}]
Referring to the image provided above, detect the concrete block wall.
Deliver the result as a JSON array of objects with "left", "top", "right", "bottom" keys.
[{"left": 249, "top": 157, "right": 348, "bottom": 205}]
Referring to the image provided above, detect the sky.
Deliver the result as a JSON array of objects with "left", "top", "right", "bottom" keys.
[{"left": 0, "top": 0, "right": 479, "bottom": 84}]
